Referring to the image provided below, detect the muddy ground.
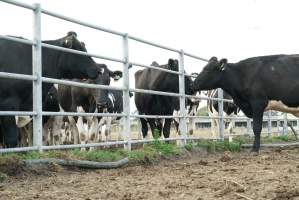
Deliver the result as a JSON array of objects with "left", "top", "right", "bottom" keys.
[{"left": 1, "top": 148, "right": 299, "bottom": 200}]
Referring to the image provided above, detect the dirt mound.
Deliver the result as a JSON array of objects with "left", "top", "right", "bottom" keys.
[
  {"left": 0, "top": 156, "right": 26, "bottom": 176},
  {"left": 1, "top": 148, "right": 299, "bottom": 200}
]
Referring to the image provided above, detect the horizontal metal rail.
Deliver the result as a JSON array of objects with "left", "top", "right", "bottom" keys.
[
  {"left": 0, "top": 72, "right": 37, "bottom": 81},
  {"left": 130, "top": 88, "right": 181, "bottom": 97},
  {"left": 130, "top": 61, "right": 182, "bottom": 75},
  {"left": 2, "top": 0, "right": 209, "bottom": 64},
  {"left": 0, "top": 111, "right": 36, "bottom": 116},
  {"left": 131, "top": 114, "right": 180, "bottom": 119},
  {"left": 130, "top": 137, "right": 221, "bottom": 144},
  {"left": 41, "top": 9, "right": 125, "bottom": 37},
  {"left": 184, "top": 51, "right": 209, "bottom": 62},
  {"left": 43, "top": 111, "right": 126, "bottom": 117},
  {"left": 42, "top": 43, "right": 125, "bottom": 64},
  {"left": 1, "top": 0, "right": 208, "bottom": 64},
  {"left": 242, "top": 142, "right": 299, "bottom": 148},
  {"left": 42, "top": 77, "right": 125, "bottom": 91},
  {"left": 42, "top": 141, "right": 128, "bottom": 150},
  {"left": 185, "top": 94, "right": 234, "bottom": 103},
  {"left": 0, "top": 146, "right": 38, "bottom": 153},
  {"left": 0, "top": 0, "right": 35, "bottom": 10},
  {"left": 128, "top": 35, "right": 180, "bottom": 53},
  {"left": 0, "top": 35, "right": 35, "bottom": 45}
]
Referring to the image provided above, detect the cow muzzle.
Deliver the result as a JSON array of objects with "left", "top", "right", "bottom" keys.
[{"left": 97, "top": 102, "right": 108, "bottom": 113}]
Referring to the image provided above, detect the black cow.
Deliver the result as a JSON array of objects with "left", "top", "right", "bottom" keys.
[
  {"left": 56, "top": 64, "right": 123, "bottom": 146},
  {"left": 135, "top": 59, "right": 194, "bottom": 139},
  {"left": 207, "top": 89, "right": 239, "bottom": 137},
  {"left": 193, "top": 55, "right": 299, "bottom": 152},
  {"left": 0, "top": 31, "right": 100, "bottom": 147}
]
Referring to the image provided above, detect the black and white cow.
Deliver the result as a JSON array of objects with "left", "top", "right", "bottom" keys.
[
  {"left": 0, "top": 31, "right": 100, "bottom": 147},
  {"left": 173, "top": 91, "right": 201, "bottom": 135},
  {"left": 207, "top": 90, "right": 239, "bottom": 138},
  {"left": 56, "top": 64, "right": 123, "bottom": 147},
  {"left": 193, "top": 55, "right": 299, "bottom": 152},
  {"left": 135, "top": 59, "right": 194, "bottom": 139},
  {"left": 97, "top": 90, "right": 133, "bottom": 141},
  {"left": 17, "top": 82, "right": 67, "bottom": 147}
]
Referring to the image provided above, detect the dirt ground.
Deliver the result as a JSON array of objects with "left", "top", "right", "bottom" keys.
[{"left": 1, "top": 148, "right": 299, "bottom": 200}]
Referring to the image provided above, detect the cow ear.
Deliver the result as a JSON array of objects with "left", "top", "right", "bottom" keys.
[
  {"left": 218, "top": 58, "right": 227, "bottom": 71},
  {"left": 67, "top": 31, "right": 77, "bottom": 37},
  {"left": 168, "top": 59, "right": 179, "bottom": 71},
  {"left": 210, "top": 56, "right": 218, "bottom": 62},
  {"left": 111, "top": 70, "right": 123, "bottom": 81}
]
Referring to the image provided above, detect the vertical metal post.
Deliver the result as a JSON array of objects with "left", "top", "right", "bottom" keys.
[
  {"left": 122, "top": 33, "right": 131, "bottom": 151},
  {"left": 217, "top": 89, "right": 224, "bottom": 141},
  {"left": 267, "top": 111, "right": 272, "bottom": 138},
  {"left": 297, "top": 119, "right": 299, "bottom": 133},
  {"left": 32, "top": 3, "right": 43, "bottom": 152},
  {"left": 283, "top": 113, "right": 288, "bottom": 135},
  {"left": 178, "top": 50, "right": 187, "bottom": 145}
]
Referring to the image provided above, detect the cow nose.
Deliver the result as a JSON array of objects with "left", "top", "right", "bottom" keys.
[
  {"left": 97, "top": 102, "right": 107, "bottom": 107},
  {"left": 97, "top": 102, "right": 108, "bottom": 111}
]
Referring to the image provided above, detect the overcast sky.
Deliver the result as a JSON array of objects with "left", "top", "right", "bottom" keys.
[{"left": 1, "top": 0, "right": 298, "bottom": 113}]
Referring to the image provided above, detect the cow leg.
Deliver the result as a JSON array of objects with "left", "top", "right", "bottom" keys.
[
  {"left": 251, "top": 101, "right": 267, "bottom": 153},
  {"left": 163, "top": 118, "right": 172, "bottom": 138},
  {"left": 105, "top": 117, "right": 112, "bottom": 142},
  {"left": 148, "top": 119, "right": 159, "bottom": 139},
  {"left": 76, "top": 114, "right": 87, "bottom": 151},
  {"left": 97, "top": 118, "right": 106, "bottom": 142},
  {"left": 68, "top": 116, "right": 80, "bottom": 145},
  {"left": 42, "top": 121, "right": 50, "bottom": 145},
  {"left": 0, "top": 116, "right": 19, "bottom": 148},
  {"left": 88, "top": 117, "right": 98, "bottom": 151},
  {"left": 51, "top": 116, "right": 63, "bottom": 145},
  {"left": 210, "top": 118, "right": 218, "bottom": 139},
  {"left": 117, "top": 119, "right": 124, "bottom": 141},
  {"left": 19, "top": 127, "right": 28, "bottom": 147},
  {"left": 140, "top": 118, "right": 148, "bottom": 139},
  {"left": 156, "top": 119, "right": 163, "bottom": 137},
  {"left": 173, "top": 110, "right": 180, "bottom": 135},
  {"left": 188, "top": 118, "right": 195, "bottom": 135},
  {"left": 26, "top": 123, "right": 33, "bottom": 146},
  {"left": 227, "top": 116, "right": 235, "bottom": 134}
]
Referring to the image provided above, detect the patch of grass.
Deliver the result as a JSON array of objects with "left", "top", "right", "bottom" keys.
[
  {"left": 272, "top": 134, "right": 295, "bottom": 142},
  {"left": 128, "top": 146, "right": 156, "bottom": 162},
  {"left": 184, "top": 143, "right": 194, "bottom": 151},
  {"left": 232, "top": 133, "right": 297, "bottom": 144},
  {"left": 0, "top": 140, "right": 181, "bottom": 164},
  {"left": 151, "top": 139, "right": 181, "bottom": 156},
  {"left": 0, "top": 172, "right": 7, "bottom": 183},
  {"left": 196, "top": 140, "right": 242, "bottom": 152}
]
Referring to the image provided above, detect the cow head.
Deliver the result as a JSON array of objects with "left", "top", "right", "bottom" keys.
[
  {"left": 193, "top": 57, "right": 227, "bottom": 91},
  {"left": 93, "top": 64, "right": 123, "bottom": 110},
  {"left": 59, "top": 31, "right": 100, "bottom": 80},
  {"left": 167, "top": 58, "right": 194, "bottom": 95}
]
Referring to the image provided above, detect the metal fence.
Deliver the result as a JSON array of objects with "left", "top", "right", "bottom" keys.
[{"left": 0, "top": 0, "right": 291, "bottom": 153}]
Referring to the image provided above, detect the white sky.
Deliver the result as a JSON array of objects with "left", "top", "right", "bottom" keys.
[{"left": 1, "top": 0, "right": 298, "bottom": 114}]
